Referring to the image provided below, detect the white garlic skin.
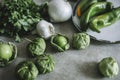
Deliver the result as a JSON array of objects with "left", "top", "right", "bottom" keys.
[
  {"left": 36, "top": 20, "right": 55, "bottom": 39},
  {"left": 48, "top": 0, "right": 72, "bottom": 22}
]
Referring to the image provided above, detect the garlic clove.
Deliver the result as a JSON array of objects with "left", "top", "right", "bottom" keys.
[{"left": 36, "top": 20, "right": 55, "bottom": 39}]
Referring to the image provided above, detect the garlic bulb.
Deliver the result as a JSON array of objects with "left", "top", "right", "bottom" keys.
[
  {"left": 48, "top": 0, "right": 72, "bottom": 22},
  {"left": 36, "top": 20, "right": 55, "bottom": 39}
]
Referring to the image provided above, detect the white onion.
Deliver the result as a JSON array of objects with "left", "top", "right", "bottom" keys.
[
  {"left": 36, "top": 20, "right": 55, "bottom": 39},
  {"left": 48, "top": 0, "right": 72, "bottom": 22},
  {"left": 33, "top": 0, "right": 51, "bottom": 5}
]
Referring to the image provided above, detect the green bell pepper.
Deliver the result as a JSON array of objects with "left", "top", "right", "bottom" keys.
[
  {"left": 80, "top": 2, "right": 113, "bottom": 31},
  {"left": 89, "top": 7, "right": 120, "bottom": 33}
]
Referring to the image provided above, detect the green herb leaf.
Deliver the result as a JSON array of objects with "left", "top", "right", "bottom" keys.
[{"left": 0, "top": 0, "right": 42, "bottom": 42}]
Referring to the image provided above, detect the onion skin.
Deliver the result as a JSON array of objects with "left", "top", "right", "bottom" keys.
[{"left": 48, "top": 0, "right": 72, "bottom": 22}]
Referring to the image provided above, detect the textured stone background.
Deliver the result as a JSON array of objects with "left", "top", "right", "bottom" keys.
[{"left": 0, "top": 0, "right": 120, "bottom": 80}]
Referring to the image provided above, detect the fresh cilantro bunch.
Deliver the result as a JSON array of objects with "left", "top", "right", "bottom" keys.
[{"left": 0, "top": 0, "right": 42, "bottom": 42}]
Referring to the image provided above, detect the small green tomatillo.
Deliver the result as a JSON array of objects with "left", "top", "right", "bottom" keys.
[
  {"left": 35, "top": 54, "right": 55, "bottom": 74},
  {"left": 98, "top": 57, "right": 119, "bottom": 78},
  {"left": 0, "top": 44, "right": 12, "bottom": 61},
  {"left": 50, "top": 34, "right": 70, "bottom": 52},
  {"left": 28, "top": 38, "right": 46, "bottom": 57},
  {"left": 72, "top": 33, "right": 90, "bottom": 49},
  {"left": 0, "top": 41, "right": 17, "bottom": 67},
  {"left": 16, "top": 61, "right": 39, "bottom": 80}
]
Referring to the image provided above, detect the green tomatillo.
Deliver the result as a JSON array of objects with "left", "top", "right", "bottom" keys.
[
  {"left": 28, "top": 38, "right": 46, "bottom": 57},
  {"left": 50, "top": 34, "right": 70, "bottom": 52},
  {"left": 0, "top": 44, "right": 12, "bottom": 61},
  {"left": 35, "top": 54, "right": 55, "bottom": 74},
  {"left": 98, "top": 57, "right": 119, "bottom": 78},
  {"left": 72, "top": 33, "right": 90, "bottom": 49},
  {"left": 16, "top": 61, "right": 39, "bottom": 80},
  {"left": 0, "top": 41, "right": 17, "bottom": 67}
]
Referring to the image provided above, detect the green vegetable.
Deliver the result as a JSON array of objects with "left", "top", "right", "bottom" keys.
[
  {"left": 16, "top": 61, "right": 39, "bottom": 80},
  {"left": 98, "top": 57, "right": 119, "bottom": 78},
  {"left": 89, "top": 7, "right": 120, "bottom": 33},
  {"left": 0, "top": 41, "right": 17, "bottom": 67},
  {"left": 35, "top": 54, "right": 55, "bottom": 74},
  {"left": 50, "top": 34, "right": 70, "bottom": 52},
  {"left": 80, "top": 2, "right": 113, "bottom": 31},
  {"left": 77, "top": 0, "right": 107, "bottom": 17},
  {"left": 0, "top": 44, "right": 12, "bottom": 61},
  {"left": 28, "top": 38, "right": 46, "bottom": 57},
  {"left": 0, "top": 0, "right": 42, "bottom": 42},
  {"left": 77, "top": 0, "right": 98, "bottom": 17},
  {"left": 72, "top": 33, "right": 90, "bottom": 49}
]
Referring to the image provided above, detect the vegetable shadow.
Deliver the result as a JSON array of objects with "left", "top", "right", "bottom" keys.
[
  {"left": 45, "top": 39, "right": 58, "bottom": 54},
  {"left": 79, "top": 61, "right": 103, "bottom": 79},
  {"left": 91, "top": 38, "right": 120, "bottom": 45},
  {"left": 0, "top": 64, "right": 17, "bottom": 80}
]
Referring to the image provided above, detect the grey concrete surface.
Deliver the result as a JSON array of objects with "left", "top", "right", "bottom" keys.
[
  {"left": 0, "top": 0, "right": 120, "bottom": 80},
  {"left": 0, "top": 20, "right": 120, "bottom": 80}
]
